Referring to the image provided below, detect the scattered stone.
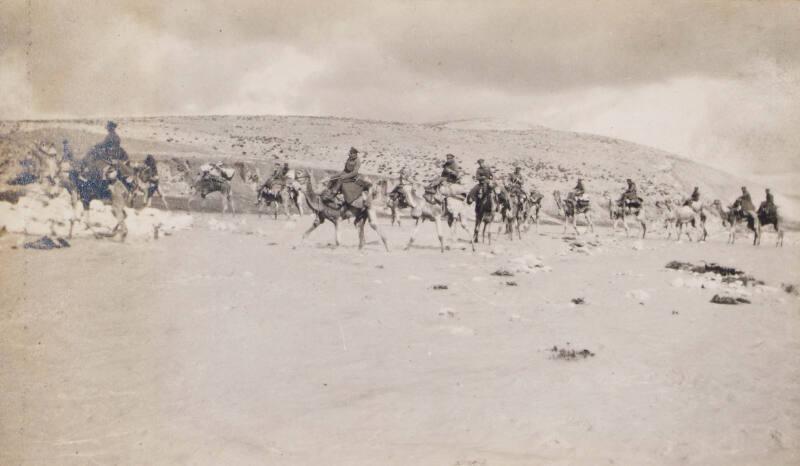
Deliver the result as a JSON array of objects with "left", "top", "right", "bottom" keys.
[
  {"left": 438, "top": 308, "right": 457, "bottom": 318},
  {"left": 505, "top": 281, "right": 518, "bottom": 287},
  {"left": 710, "top": 294, "right": 751, "bottom": 305},
  {"left": 550, "top": 345, "right": 595, "bottom": 360},
  {"left": 491, "top": 269, "right": 514, "bottom": 277},
  {"left": 23, "top": 235, "right": 70, "bottom": 250},
  {"left": 432, "top": 284, "right": 449, "bottom": 290},
  {"left": 666, "top": 260, "right": 764, "bottom": 287},
  {"left": 632, "top": 241, "right": 644, "bottom": 251},
  {"left": 571, "top": 297, "right": 585, "bottom": 305},
  {"left": 781, "top": 283, "right": 799, "bottom": 296}
]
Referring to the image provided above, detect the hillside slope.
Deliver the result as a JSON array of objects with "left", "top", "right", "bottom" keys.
[{"left": 1, "top": 115, "right": 795, "bottom": 223}]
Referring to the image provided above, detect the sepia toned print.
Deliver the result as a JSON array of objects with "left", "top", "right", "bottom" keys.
[{"left": 1, "top": 1, "right": 798, "bottom": 465}]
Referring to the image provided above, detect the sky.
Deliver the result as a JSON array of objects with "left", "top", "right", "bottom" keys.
[{"left": 1, "top": 0, "right": 799, "bottom": 175}]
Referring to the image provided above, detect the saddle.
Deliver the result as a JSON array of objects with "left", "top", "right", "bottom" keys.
[{"left": 388, "top": 188, "right": 411, "bottom": 209}]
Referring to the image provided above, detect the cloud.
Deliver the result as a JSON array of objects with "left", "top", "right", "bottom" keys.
[{"left": 0, "top": 0, "right": 798, "bottom": 176}]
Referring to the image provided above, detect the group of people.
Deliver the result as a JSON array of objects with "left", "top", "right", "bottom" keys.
[{"left": 40, "top": 121, "right": 781, "bottom": 222}]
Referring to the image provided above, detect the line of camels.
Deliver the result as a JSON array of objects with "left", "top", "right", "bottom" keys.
[{"left": 42, "top": 151, "right": 784, "bottom": 249}]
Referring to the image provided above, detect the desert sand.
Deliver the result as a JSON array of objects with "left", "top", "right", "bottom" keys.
[{"left": 1, "top": 118, "right": 799, "bottom": 465}]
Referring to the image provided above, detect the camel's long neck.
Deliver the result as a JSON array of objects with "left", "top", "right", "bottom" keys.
[{"left": 302, "top": 175, "right": 323, "bottom": 212}]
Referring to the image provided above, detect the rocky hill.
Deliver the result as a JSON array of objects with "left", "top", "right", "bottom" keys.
[{"left": 1, "top": 115, "right": 795, "bottom": 224}]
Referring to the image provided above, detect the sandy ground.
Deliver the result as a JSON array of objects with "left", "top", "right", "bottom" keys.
[{"left": 1, "top": 212, "right": 799, "bottom": 466}]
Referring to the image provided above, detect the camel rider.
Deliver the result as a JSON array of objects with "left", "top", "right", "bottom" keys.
[
  {"left": 508, "top": 167, "right": 525, "bottom": 190},
  {"left": 265, "top": 162, "right": 290, "bottom": 190},
  {"left": 97, "top": 121, "right": 126, "bottom": 163},
  {"left": 684, "top": 187, "right": 700, "bottom": 206},
  {"left": 572, "top": 178, "right": 586, "bottom": 200},
  {"left": 62, "top": 139, "right": 74, "bottom": 162},
  {"left": 428, "top": 153, "right": 462, "bottom": 190},
  {"left": 466, "top": 159, "right": 493, "bottom": 204},
  {"left": 324, "top": 147, "right": 369, "bottom": 204},
  {"left": 390, "top": 167, "right": 416, "bottom": 208},
  {"left": 759, "top": 188, "right": 777, "bottom": 216},
  {"left": 733, "top": 186, "right": 755, "bottom": 214},
  {"left": 619, "top": 178, "right": 640, "bottom": 207}
]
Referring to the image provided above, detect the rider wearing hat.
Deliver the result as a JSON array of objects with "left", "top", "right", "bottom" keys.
[
  {"left": 508, "top": 166, "right": 525, "bottom": 190},
  {"left": 572, "top": 178, "right": 586, "bottom": 199},
  {"left": 734, "top": 186, "right": 755, "bottom": 212},
  {"left": 428, "top": 153, "right": 462, "bottom": 190},
  {"left": 618, "top": 178, "right": 639, "bottom": 206},
  {"left": 466, "top": 159, "right": 494, "bottom": 204},
  {"left": 325, "top": 147, "right": 366, "bottom": 204}
]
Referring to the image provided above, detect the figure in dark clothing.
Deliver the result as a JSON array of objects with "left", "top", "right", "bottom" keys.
[
  {"left": 265, "top": 162, "right": 291, "bottom": 190},
  {"left": 733, "top": 186, "right": 755, "bottom": 212},
  {"left": 324, "top": 147, "right": 370, "bottom": 205},
  {"left": 618, "top": 179, "right": 641, "bottom": 206},
  {"left": 758, "top": 188, "right": 778, "bottom": 217},
  {"left": 572, "top": 179, "right": 586, "bottom": 198},
  {"left": 765, "top": 189, "right": 774, "bottom": 206},
  {"left": 684, "top": 187, "right": 700, "bottom": 206},
  {"left": 466, "top": 159, "right": 494, "bottom": 204},
  {"left": 508, "top": 167, "right": 525, "bottom": 190},
  {"left": 428, "top": 154, "right": 462, "bottom": 190},
  {"left": 62, "top": 139, "right": 74, "bottom": 162}
]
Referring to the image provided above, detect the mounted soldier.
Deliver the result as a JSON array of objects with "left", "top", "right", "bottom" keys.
[
  {"left": 428, "top": 153, "right": 462, "bottom": 190},
  {"left": 466, "top": 159, "right": 494, "bottom": 204},
  {"left": 507, "top": 166, "right": 526, "bottom": 197},
  {"left": 388, "top": 167, "right": 416, "bottom": 209},
  {"left": 733, "top": 186, "right": 755, "bottom": 213},
  {"left": 618, "top": 178, "right": 642, "bottom": 209},
  {"left": 323, "top": 147, "right": 371, "bottom": 208},
  {"left": 759, "top": 188, "right": 777, "bottom": 217},
  {"left": 568, "top": 178, "right": 589, "bottom": 207}
]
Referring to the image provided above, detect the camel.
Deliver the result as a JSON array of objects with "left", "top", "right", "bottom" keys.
[
  {"left": 525, "top": 191, "right": 544, "bottom": 232},
  {"left": 603, "top": 192, "right": 647, "bottom": 239},
  {"left": 669, "top": 200, "right": 708, "bottom": 242},
  {"left": 63, "top": 159, "right": 136, "bottom": 240},
  {"left": 130, "top": 156, "right": 169, "bottom": 210},
  {"left": 712, "top": 200, "right": 781, "bottom": 246},
  {"left": 653, "top": 199, "right": 679, "bottom": 239},
  {"left": 496, "top": 187, "right": 526, "bottom": 240},
  {"left": 553, "top": 190, "right": 594, "bottom": 235},
  {"left": 401, "top": 183, "right": 471, "bottom": 253},
  {"left": 471, "top": 184, "right": 496, "bottom": 245},
  {"left": 755, "top": 203, "right": 784, "bottom": 247},
  {"left": 249, "top": 168, "right": 306, "bottom": 220},
  {"left": 375, "top": 179, "right": 403, "bottom": 226},
  {"left": 296, "top": 170, "right": 389, "bottom": 251}
]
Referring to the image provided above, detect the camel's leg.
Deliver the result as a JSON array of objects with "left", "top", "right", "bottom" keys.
[
  {"left": 334, "top": 218, "right": 341, "bottom": 247},
  {"left": 639, "top": 216, "right": 647, "bottom": 239},
  {"left": 296, "top": 192, "right": 305, "bottom": 216},
  {"left": 228, "top": 193, "right": 236, "bottom": 216},
  {"left": 622, "top": 216, "right": 630, "bottom": 237},
  {"left": 357, "top": 218, "right": 366, "bottom": 250},
  {"left": 302, "top": 216, "right": 324, "bottom": 243},
  {"left": 283, "top": 196, "right": 292, "bottom": 220},
  {"left": 586, "top": 213, "right": 594, "bottom": 234},
  {"left": 571, "top": 215, "right": 580, "bottom": 236},
  {"left": 367, "top": 208, "right": 389, "bottom": 252},
  {"left": 405, "top": 217, "right": 423, "bottom": 250},
  {"left": 434, "top": 216, "right": 445, "bottom": 253},
  {"left": 111, "top": 193, "right": 128, "bottom": 242}
]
